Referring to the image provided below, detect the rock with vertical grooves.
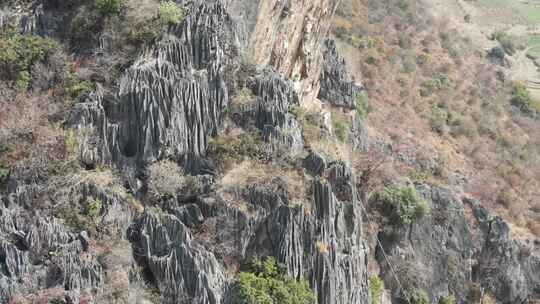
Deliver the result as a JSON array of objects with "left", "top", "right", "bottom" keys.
[
  {"left": 247, "top": 162, "right": 371, "bottom": 304},
  {"left": 70, "top": 0, "right": 237, "bottom": 170},
  {"left": 0, "top": 198, "right": 103, "bottom": 304},
  {"left": 467, "top": 199, "right": 540, "bottom": 304},
  {"left": 318, "top": 39, "right": 363, "bottom": 109},
  {"left": 376, "top": 185, "right": 540, "bottom": 304},
  {"left": 129, "top": 211, "right": 227, "bottom": 304},
  {"left": 247, "top": 67, "right": 304, "bottom": 155}
]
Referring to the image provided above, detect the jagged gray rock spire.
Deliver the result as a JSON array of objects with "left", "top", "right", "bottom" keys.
[
  {"left": 247, "top": 67, "right": 304, "bottom": 155},
  {"left": 0, "top": 196, "right": 102, "bottom": 304},
  {"left": 468, "top": 199, "right": 540, "bottom": 304},
  {"left": 70, "top": 0, "right": 237, "bottom": 170},
  {"left": 128, "top": 211, "right": 227, "bottom": 304},
  {"left": 247, "top": 160, "right": 371, "bottom": 304},
  {"left": 318, "top": 39, "right": 363, "bottom": 109}
]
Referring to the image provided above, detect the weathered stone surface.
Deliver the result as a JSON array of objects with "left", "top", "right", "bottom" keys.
[
  {"left": 318, "top": 39, "right": 363, "bottom": 109},
  {"left": 19, "top": 3, "right": 61, "bottom": 37},
  {"left": 303, "top": 151, "right": 327, "bottom": 176},
  {"left": 377, "top": 185, "right": 540, "bottom": 304},
  {"left": 248, "top": 0, "right": 340, "bottom": 101},
  {"left": 466, "top": 199, "right": 540, "bottom": 304},
  {"left": 0, "top": 197, "right": 103, "bottom": 304},
  {"left": 377, "top": 185, "right": 474, "bottom": 303},
  {"left": 247, "top": 67, "right": 304, "bottom": 155},
  {"left": 70, "top": 0, "right": 237, "bottom": 171},
  {"left": 247, "top": 162, "right": 371, "bottom": 304},
  {"left": 128, "top": 210, "right": 227, "bottom": 304}
]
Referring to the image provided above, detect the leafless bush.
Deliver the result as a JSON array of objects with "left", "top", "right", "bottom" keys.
[{"left": 147, "top": 160, "right": 192, "bottom": 198}]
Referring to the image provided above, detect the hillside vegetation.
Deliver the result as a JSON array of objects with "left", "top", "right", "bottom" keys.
[
  {"left": 334, "top": 0, "right": 540, "bottom": 238},
  {"left": 0, "top": 0, "right": 538, "bottom": 303}
]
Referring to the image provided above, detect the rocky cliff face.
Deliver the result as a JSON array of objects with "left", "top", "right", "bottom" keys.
[
  {"left": 376, "top": 185, "right": 540, "bottom": 304},
  {"left": 1, "top": 0, "right": 371, "bottom": 303},
  {"left": 318, "top": 39, "right": 362, "bottom": 109},
  {"left": 1, "top": 0, "right": 539, "bottom": 303},
  {"left": 70, "top": 0, "right": 234, "bottom": 170},
  {"left": 247, "top": 160, "right": 370, "bottom": 304},
  {"left": 246, "top": 0, "right": 340, "bottom": 101}
]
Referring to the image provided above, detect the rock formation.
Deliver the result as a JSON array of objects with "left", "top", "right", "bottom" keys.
[
  {"left": 2, "top": 0, "right": 539, "bottom": 303},
  {"left": 318, "top": 39, "right": 363, "bottom": 109},
  {"left": 377, "top": 185, "right": 540, "bottom": 304},
  {"left": 249, "top": 161, "right": 371, "bottom": 304}
]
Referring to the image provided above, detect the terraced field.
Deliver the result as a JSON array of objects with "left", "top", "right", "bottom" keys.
[
  {"left": 527, "top": 35, "right": 540, "bottom": 57},
  {"left": 468, "top": 0, "right": 540, "bottom": 97},
  {"left": 477, "top": 0, "right": 540, "bottom": 24}
]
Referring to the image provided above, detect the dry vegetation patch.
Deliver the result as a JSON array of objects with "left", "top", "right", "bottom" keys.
[
  {"left": 218, "top": 160, "right": 311, "bottom": 209},
  {"left": 334, "top": 0, "right": 540, "bottom": 235}
]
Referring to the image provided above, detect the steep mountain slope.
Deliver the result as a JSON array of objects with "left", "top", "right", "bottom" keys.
[{"left": 0, "top": 0, "right": 539, "bottom": 304}]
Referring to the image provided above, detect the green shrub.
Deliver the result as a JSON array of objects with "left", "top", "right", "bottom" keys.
[
  {"left": 405, "top": 288, "right": 429, "bottom": 304},
  {"left": 379, "top": 185, "right": 429, "bottom": 225},
  {"left": 96, "top": 0, "right": 121, "bottom": 16},
  {"left": 65, "top": 130, "right": 78, "bottom": 156},
  {"left": 356, "top": 92, "right": 371, "bottom": 120},
  {"left": 15, "top": 70, "right": 31, "bottom": 90},
  {"left": 332, "top": 111, "right": 350, "bottom": 142},
  {"left": 491, "top": 31, "right": 516, "bottom": 55},
  {"left": 237, "top": 257, "right": 315, "bottom": 304},
  {"left": 370, "top": 275, "right": 384, "bottom": 304},
  {"left": 86, "top": 198, "right": 103, "bottom": 221},
  {"left": 408, "top": 170, "right": 430, "bottom": 182},
  {"left": 159, "top": 1, "right": 184, "bottom": 25},
  {"left": 68, "top": 80, "right": 95, "bottom": 100},
  {"left": 208, "top": 132, "right": 264, "bottom": 171},
  {"left": 428, "top": 105, "right": 449, "bottom": 135},
  {"left": 511, "top": 81, "right": 539, "bottom": 115},
  {"left": 438, "top": 295, "right": 456, "bottom": 304},
  {"left": 0, "top": 34, "right": 57, "bottom": 89},
  {"left": 365, "top": 55, "right": 378, "bottom": 65},
  {"left": 420, "top": 74, "right": 451, "bottom": 97}
]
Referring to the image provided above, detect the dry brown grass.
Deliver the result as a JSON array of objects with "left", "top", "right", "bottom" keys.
[
  {"left": 147, "top": 160, "right": 186, "bottom": 197},
  {"left": 334, "top": 0, "right": 540, "bottom": 234},
  {"left": 219, "top": 160, "right": 310, "bottom": 206},
  {"left": 293, "top": 105, "right": 354, "bottom": 162}
]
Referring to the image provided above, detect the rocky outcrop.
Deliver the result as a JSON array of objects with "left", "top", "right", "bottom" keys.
[
  {"left": 247, "top": 161, "right": 371, "bottom": 304},
  {"left": 247, "top": 67, "right": 304, "bottom": 155},
  {"left": 318, "top": 39, "right": 363, "bottom": 109},
  {"left": 0, "top": 167, "right": 144, "bottom": 303},
  {"left": 247, "top": 0, "right": 340, "bottom": 101},
  {"left": 70, "top": 0, "right": 236, "bottom": 170},
  {"left": 376, "top": 185, "right": 474, "bottom": 303},
  {"left": 467, "top": 199, "right": 540, "bottom": 304},
  {"left": 128, "top": 210, "right": 227, "bottom": 304},
  {"left": 0, "top": 197, "right": 102, "bottom": 304},
  {"left": 376, "top": 184, "right": 540, "bottom": 304}
]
